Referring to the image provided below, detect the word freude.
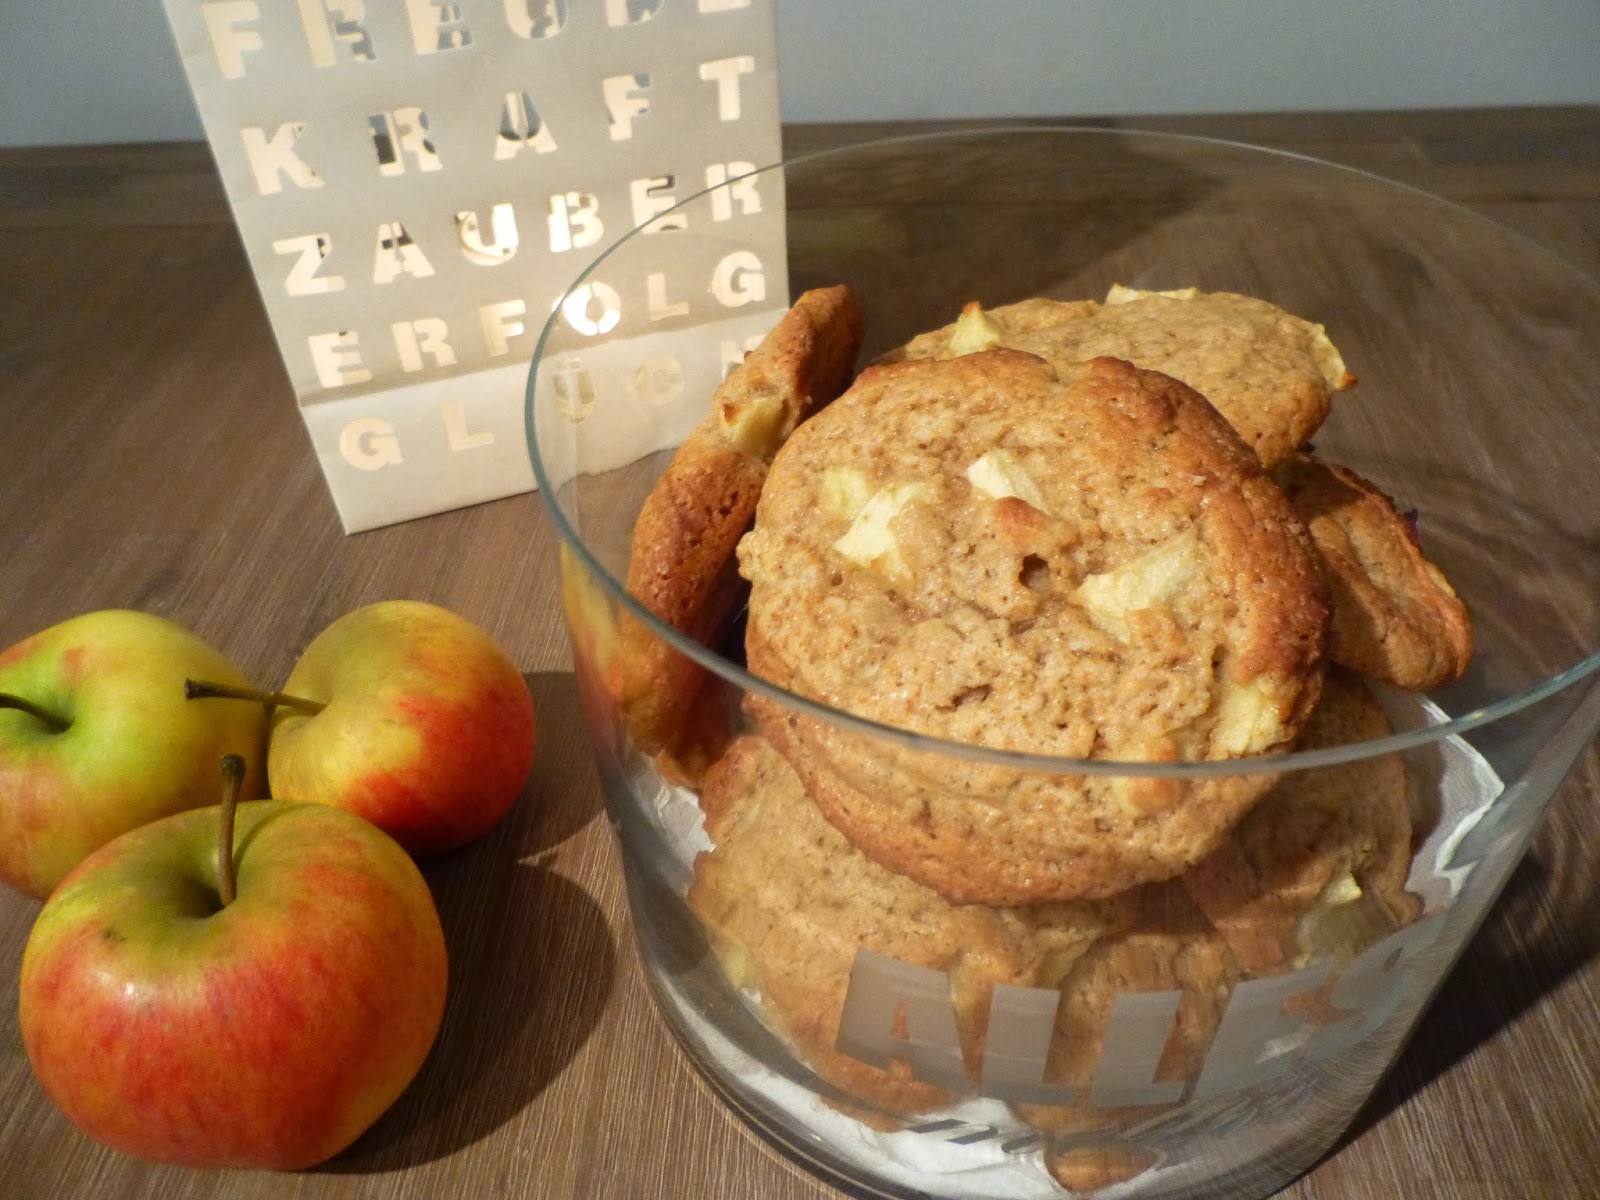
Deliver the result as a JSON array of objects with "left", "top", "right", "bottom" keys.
[
  {"left": 196, "top": 0, "right": 773, "bottom": 395},
  {"left": 203, "top": 0, "right": 753, "bottom": 76}
]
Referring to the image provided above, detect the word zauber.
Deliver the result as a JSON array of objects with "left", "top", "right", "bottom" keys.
[{"left": 201, "top": 0, "right": 768, "bottom": 393}]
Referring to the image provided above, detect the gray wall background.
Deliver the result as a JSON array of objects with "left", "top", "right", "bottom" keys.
[{"left": 3, "top": 1, "right": 1597, "bottom": 147}]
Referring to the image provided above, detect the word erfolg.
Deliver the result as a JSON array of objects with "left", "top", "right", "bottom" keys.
[{"left": 191, "top": 0, "right": 778, "bottom": 394}]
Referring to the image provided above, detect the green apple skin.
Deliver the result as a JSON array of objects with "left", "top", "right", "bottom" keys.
[
  {"left": 0, "top": 610, "right": 268, "bottom": 899},
  {"left": 268, "top": 601, "right": 536, "bottom": 857},
  {"left": 19, "top": 798, "right": 448, "bottom": 1170}
]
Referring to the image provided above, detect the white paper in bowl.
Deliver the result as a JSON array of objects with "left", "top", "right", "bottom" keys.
[{"left": 630, "top": 692, "right": 1504, "bottom": 1198}]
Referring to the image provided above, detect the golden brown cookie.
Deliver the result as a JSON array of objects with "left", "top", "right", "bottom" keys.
[
  {"left": 887, "top": 286, "right": 1354, "bottom": 468},
  {"left": 739, "top": 350, "right": 1329, "bottom": 903},
  {"left": 610, "top": 286, "right": 865, "bottom": 770},
  {"left": 686, "top": 735, "right": 1128, "bottom": 1117},
  {"left": 1274, "top": 452, "right": 1472, "bottom": 690},
  {"left": 1043, "top": 1143, "right": 1163, "bottom": 1195},
  {"left": 1182, "top": 667, "right": 1424, "bottom": 974},
  {"left": 1015, "top": 882, "right": 1239, "bottom": 1187}
]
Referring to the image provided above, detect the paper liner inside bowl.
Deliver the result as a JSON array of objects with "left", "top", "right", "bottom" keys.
[{"left": 625, "top": 689, "right": 1502, "bottom": 1197}]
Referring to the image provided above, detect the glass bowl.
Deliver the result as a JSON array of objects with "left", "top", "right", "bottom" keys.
[{"left": 526, "top": 127, "right": 1600, "bottom": 1199}]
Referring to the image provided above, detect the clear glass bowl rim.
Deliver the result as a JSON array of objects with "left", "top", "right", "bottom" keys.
[{"left": 526, "top": 123, "right": 1600, "bottom": 777}]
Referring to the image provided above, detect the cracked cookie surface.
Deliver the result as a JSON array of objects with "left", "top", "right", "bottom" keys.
[
  {"left": 739, "top": 350, "right": 1330, "bottom": 902},
  {"left": 886, "top": 286, "right": 1353, "bottom": 469}
]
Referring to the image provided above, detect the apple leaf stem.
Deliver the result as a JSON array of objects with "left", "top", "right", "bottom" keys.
[
  {"left": 0, "top": 692, "right": 69, "bottom": 732},
  {"left": 218, "top": 754, "right": 245, "bottom": 907},
  {"left": 185, "top": 678, "right": 326, "bottom": 716}
]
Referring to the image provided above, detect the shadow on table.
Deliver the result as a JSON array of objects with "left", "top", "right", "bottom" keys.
[
  {"left": 323, "top": 670, "right": 616, "bottom": 1171},
  {"left": 1313, "top": 451, "right": 1600, "bottom": 1147},
  {"left": 1337, "top": 742, "right": 1600, "bottom": 1146}
]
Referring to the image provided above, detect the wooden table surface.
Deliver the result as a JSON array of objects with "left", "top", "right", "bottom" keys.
[{"left": 3, "top": 106, "right": 1598, "bottom": 1199}]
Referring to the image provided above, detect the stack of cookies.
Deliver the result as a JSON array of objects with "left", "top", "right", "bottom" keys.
[{"left": 612, "top": 283, "right": 1472, "bottom": 1191}]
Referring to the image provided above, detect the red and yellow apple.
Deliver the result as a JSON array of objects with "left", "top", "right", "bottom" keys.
[
  {"left": 193, "top": 600, "right": 536, "bottom": 856},
  {"left": 19, "top": 757, "right": 448, "bottom": 1169},
  {"left": 0, "top": 609, "right": 267, "bottom": 898}
]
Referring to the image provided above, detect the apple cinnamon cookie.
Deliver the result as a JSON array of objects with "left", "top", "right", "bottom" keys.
[
  {"left": 1274, "top": 452, "right": 1472, "bottom": 690},
  {"left": 886, "top": 285, "right": 1354, "bottom": 468},
  {"left": 686, "top": 734, "right": 1130, "bottom": 1117},
  {"left": 1014, "top": 881, "right": 1239, "bottom": 1193},
  {"left": 738, "top": 350, "right": 1330, "bottom": 903},
  {"left": 1182, "top": 667, "right": 1424, "bottom": 974},
  {"left": 609, "top": 286, "right": 864, "bottom": 772}
]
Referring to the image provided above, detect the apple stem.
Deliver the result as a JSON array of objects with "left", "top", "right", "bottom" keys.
[
  {"left": 0, "top": 692, "right": 69, "bottom": 732},
  {"left": 185, "top": 678, "right": 326, "bottom": 716},
  {"left": 218, "top": 755, "right": 245, "bottom": 907}
]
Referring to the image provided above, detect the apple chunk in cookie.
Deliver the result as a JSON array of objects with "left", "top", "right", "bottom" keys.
[
  {"left": 1183, "top": 667, "right": 1424, "bottom": 975},
  {"left": 886, "top": 286, "right": 1354, "bottom": 468},
  {"left": 739, "top": 350, "right": 1330, "bottom": 904},
  {"left": 609, "top": 285, "right": 865, "bottom": 780}
]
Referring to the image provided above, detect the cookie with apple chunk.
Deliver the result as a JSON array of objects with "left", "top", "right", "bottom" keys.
[
  {"left": 1274, "top": 451, "right": 1472, "bottom": 690},
  {"left": 739, "top": 351, "right": 1329, "bottom": 904},
  {"left": 884, "top": 285, "right": 1354, "bottom": 469},
  {"left": 1013, "top": 881, "right": 1239, "bottom": 1192},
  {"left": 608, "top": 286, "right": 864, "bottom": 782},
  {"left": 686, "top": 734, "right": 1130, "bottom": 1120},
  {"left": 1181, "top": 666, "right": 1425, "bottom": 975}
]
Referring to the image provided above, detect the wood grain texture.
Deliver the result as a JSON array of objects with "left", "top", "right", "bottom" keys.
[{"left": 2, "top": 107, "right": 1597, "bottom": 1199}]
